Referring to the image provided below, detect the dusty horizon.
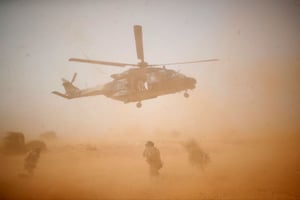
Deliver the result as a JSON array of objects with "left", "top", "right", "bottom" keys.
[{"left": 1, "top": 129, "right": 299, "bottom": 199}]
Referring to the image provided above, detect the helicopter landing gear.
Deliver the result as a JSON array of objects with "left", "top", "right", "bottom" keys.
[
  {"left": 136, "top": 102, "right": 142, "bottom": 108},
  {"left": 184, "top": 92, "right": 189, "bottom": 98}
]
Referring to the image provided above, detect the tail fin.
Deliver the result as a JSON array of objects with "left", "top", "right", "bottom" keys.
[
  {"left": 52, "top": 73, "right": 81, "bottom": 99},
  {"left": 62, "top": 81, "right": 81, "bottom": 97}
]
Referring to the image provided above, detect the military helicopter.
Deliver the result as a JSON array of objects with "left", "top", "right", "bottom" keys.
[{"left": 52, "top": 25, "right": 218, "bottom": 108}]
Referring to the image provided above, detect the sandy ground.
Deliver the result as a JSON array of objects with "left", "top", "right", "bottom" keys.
[{"left": 0, "top": 133, "right": 299, "bottom": 200}]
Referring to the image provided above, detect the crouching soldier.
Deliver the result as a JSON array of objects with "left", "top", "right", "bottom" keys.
[
  {"left": 24, "top": 148, "right": 41, "bottom": 175},
  {"left": 143, "top": 141, "right": 163, "bottom": 176}
]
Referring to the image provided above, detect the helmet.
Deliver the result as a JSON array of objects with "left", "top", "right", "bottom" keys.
[{"left": 146, "top": 141, "right": 154, "bottom": 147}]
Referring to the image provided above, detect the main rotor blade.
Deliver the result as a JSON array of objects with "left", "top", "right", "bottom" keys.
[
  {"left": 150, "top": 59, "right": 219, "bottom": 66},
  {"left": 134, "top": 25, "right": 144, "bottom": 62},
  {"left": 69, "top": 58, "right": 138, "bottom": 67}
]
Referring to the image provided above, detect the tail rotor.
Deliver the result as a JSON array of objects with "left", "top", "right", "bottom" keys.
[
  {"left": 71, "top": 73, "right": 77, "bottom": 83},
  {"left": 60, "top": 73, "right": 80, "bottom": 97},
  {"left": 62, "top": 73, "right": 77, "bottom": 83}
]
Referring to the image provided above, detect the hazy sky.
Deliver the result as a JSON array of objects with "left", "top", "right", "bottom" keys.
[{"left": 0, "top": 0, "right": 299, "bottom": 138}]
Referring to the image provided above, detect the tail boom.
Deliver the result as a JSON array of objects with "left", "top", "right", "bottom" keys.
[{"left": 52, "top": 91, "right": 72, "bottom": 99}]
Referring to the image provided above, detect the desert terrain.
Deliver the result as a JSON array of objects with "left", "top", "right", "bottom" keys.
[{"left": 1, "top": 131, "right": 299, "bottom": 200}]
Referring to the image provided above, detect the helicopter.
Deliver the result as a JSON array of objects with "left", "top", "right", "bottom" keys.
[{"left": 52, "top": 25, "right": 218, "bottom": 108}]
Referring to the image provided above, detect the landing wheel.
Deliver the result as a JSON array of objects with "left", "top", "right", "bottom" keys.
[
  {"left": 136, "top": 102, "right": 142, "bottom": 108},
  {"left": 184, "top": 92, "right": 189, "bottom": 98}
]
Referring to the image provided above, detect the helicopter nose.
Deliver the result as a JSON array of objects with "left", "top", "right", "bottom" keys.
[
  {"left": 186, "top": 77, "right": 197, "bottom": 89},
  {"left": 188, "top": 77, "right": 197, "bottom": 85}
]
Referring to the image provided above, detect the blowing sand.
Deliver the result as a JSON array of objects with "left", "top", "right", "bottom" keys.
[{"left": 0, "top": 132, "right": 299, "bottom": 200}]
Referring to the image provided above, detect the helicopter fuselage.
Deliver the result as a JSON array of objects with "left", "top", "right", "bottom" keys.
[
  {"left": 102, "top": 67, "right": 196, "bottom": 103},
  {"left": 52, "top": 67, "right": 196, "bottom": 107}
]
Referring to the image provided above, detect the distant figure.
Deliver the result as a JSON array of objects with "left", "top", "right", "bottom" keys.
[
  {"left": 2, "top": 131, "right": 26, "bottom": 154},
  {"left": 143, "top": 141, "right": 163, "bottom": 176},
  {"left": 183, "top": 139, "right": 210, "bottom": 170},
  {"left": 24, "top": 148, "right": 41, "bottom": 175}
]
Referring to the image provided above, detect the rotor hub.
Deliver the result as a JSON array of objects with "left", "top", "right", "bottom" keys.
[{"left": 138, "top": 61, "right": 148, "bottom": 68}]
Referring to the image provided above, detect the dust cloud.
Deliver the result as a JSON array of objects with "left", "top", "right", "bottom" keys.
[
  {"left": 0, "top": 129, "right": 299, "bottom": 200},
  {"left": 0, "top": 1, "right": 299, "bottom": 199}
]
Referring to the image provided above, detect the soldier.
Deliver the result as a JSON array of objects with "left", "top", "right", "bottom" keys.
[
  {"left": 24, "top": 148, "right": 41, "bottom": 175},
  {"left": 143, "top": 141, "right": 163, "bottom": 176}
]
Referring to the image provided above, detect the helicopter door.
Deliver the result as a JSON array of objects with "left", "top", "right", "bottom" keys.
[
  {"left": 144, "top": 81, "right": 149, "bottom": 90},
  {"left": 137, "top": 80, "right": 146, "bottom": 91}
]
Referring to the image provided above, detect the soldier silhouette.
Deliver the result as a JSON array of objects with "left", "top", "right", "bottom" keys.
[
  {"left": 143, "top": 141, "right": 163, "bottom": 176},
  {"left": 24, "top": 148, "right": 41, "bottom": 175}
]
